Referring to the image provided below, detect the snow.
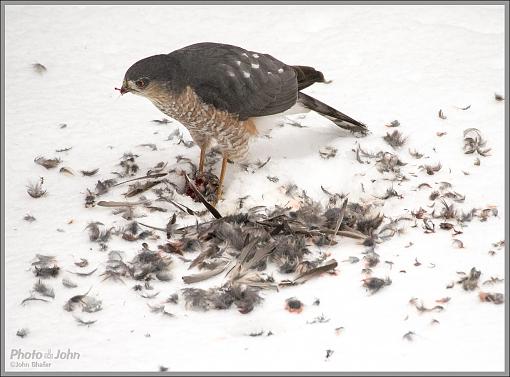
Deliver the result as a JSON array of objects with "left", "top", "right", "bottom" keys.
[{"left": 4, "top": 4, "right": 506, "bottom": 373}]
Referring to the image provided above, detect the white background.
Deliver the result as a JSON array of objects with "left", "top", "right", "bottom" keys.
[{"left": 4, "top": 4, "right": 506, "bottom": 372}]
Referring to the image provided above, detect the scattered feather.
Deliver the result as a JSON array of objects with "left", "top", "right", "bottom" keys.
[
  {"left": 23, "top": 214, "right": 36, "bottom": 222},
  {"left": 33, "top": 265, "right": 60, "bottom": 278},
  {"left": 412, "top": 300, "right": 444, "bottom": 313},
  {"left": 479, "top": 292, "right": 504, "bottom": 305},
  {"left": 27, "top": 179, "right": 47, "bottom": 198},
  {"left": 62, "top": 278, "right": 78, "bottom": 288},
  {"left": 34, "top": 156, "right": 61, "bottom": 169},
  {"left": 383, "top": 130, "right": 407, "bottom": 148},
  {"left": 420, "top": 163, "right": 442, "bottom": 175},
  {"left": 81, "top": 168, "right": 99, "bottom": 176},
  {"left": 21, "top": 296, "right": 50, "bottom": 305},
  {"left": 81, "top": 296, "right": 103, "bottom": 313},
  {"left": 403, "top": 331, "right": 416, "bottom": 341},
  {"left": 463, "top": 128, "right": 491, "bottom": 156},
  {"left": 68, "top": 268, "right": 98, "bottom": 277},
  {"left": 408, "top": 149, "right": 424, "bottom": 159},
  {"left": 56, "top": 146, "right": 72, "bottom": 153},
  {"left": 86, "top": 222, "right": 113, "bottom": 243},
  {"left": 152, "top": 118, "right": 171, "bottom": 124},
  {"left": 116, "top": 152, "right": 140, "bottom": 177},
  {"left": 362, "top": 277, "right": 392, "bottom": 294},
  {"left": 375, "top": 152, "right": 406, "bottom": 173},
  {"left": 342, "top": 256, "right": 360, "bottom": 264},
  {"left": 385, "top": 120, "right": 400, "bottom": 127},
  {"left": 94, "top": 179, "right": 118, "bottom": 196},
  {"left": 74, "top": 258, "right": 89, "bottom": 268},
  {"left": 452, "top": 239, "right": 464, "bottom": 249},
  {"left": 59, "top": 167, "right": 75, "bottom": 176},
  {"left": 319, "top": 146, "right": 337, "bottom": 159},
  {"left": 166, "top": 293, "right": 179, "bottom": 304},
  {"left": 139, "top": 143, "right": 158, "bottom": 151},
  {"left": 457, "top": 267, "right": 481, "bottom": 291},
  {"left": 181, "top": 284, "right": 262, "bottom": 313},
  {"left": 436, "top": 297, "right": 451, "bottom": 304},
  {"left": 32, "top": 63, "right": 47, "bottom": 74},
  {"left": 16, "top": 328, "right": 29, "bottom": 338},
  {"left": 307, "top": 314, "right": 330, "bottom": 324},
  {"left": 124, "top": 180, "right": 162, "bottom": 197},
  {"left": 482, "top": 277, "right": 504, "bottom": 286},
  {"left": 33, "top": 279, "right": 55, "bottom": 298}
]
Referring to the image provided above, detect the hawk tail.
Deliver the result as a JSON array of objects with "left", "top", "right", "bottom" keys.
[{"left": 297, "top": 92, "right": 368, "bottom": 135}]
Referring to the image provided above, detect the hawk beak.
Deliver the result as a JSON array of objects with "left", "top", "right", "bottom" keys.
[{"left": 115, "top": 81, "right": 129, "bottom": 95}]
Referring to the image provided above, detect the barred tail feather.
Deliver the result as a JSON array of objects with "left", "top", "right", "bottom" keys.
[{"left": 297, "top": 92, "right": 368, "bottom": 135}]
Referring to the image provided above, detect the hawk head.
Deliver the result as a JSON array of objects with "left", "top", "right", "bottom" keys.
[{"left": 116, "top": 54, "right": 174, "bottom": 97}]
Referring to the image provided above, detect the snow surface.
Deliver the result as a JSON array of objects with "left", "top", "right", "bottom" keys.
[{"left": 4, "top": 4, "right": 506, "bottom": 373}]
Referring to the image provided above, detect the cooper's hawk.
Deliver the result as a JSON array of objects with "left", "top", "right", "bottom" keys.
[{"left": 117, "top": 42, "right": 367, "bottom": 204}]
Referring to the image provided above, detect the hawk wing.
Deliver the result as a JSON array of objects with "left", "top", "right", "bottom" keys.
[{"left": 168, "top": 42, "right": 298, "bottom": 120}]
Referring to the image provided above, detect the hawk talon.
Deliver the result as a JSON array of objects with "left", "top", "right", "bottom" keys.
[
  {"left": 198, "top": 146, "right": 207, "bottom": 176},
  {"left": 213, "top": 156, "right": 229, "bottom": 206}
]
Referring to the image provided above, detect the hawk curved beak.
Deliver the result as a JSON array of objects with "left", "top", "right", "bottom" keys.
[{"left": 115, "top": 81, "right": 129, "bottom": 95}]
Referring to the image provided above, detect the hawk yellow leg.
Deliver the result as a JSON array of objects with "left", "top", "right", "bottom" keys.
[
  {"left": 213, "top": 156, "right": 228, "bottom": 206},
  {"left": 198, "top": 146, "right": 206, "bottom": 175}
]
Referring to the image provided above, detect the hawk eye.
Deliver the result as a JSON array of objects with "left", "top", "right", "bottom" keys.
[{"left": 135, "top": 78, "right": 148, "bottom": 88}]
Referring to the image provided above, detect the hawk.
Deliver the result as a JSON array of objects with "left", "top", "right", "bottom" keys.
[{"left": 117, "top": 42, "right": 367, "bottom": 204}]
